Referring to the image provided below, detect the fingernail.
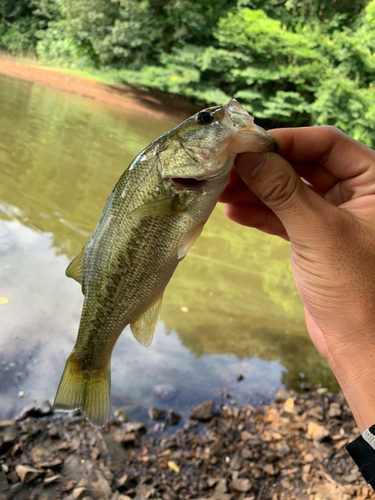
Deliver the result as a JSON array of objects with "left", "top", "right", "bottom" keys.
[{"left": 235, "top": 153, "right": 266, "bottom": 178}]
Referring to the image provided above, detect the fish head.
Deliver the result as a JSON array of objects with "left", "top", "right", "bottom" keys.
[{"left": 159, "top": 99, "right": 276, "bottom": 186}]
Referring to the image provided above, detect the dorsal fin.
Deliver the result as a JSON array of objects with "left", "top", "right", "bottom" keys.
[
  {"left": 130, "top": 293, "right": 163, "bottom": 347},
  {"left": 66, "top": 246, "right": 86, "bottom": 284}
]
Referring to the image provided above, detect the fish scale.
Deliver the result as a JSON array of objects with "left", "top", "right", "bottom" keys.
[{"left": 53, "top": 99, "right": 277, "bottom": 427}]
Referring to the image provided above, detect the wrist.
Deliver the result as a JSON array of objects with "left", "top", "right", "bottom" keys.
[{"left": 328, "top": 343, "right": 375, "bottom": 432}]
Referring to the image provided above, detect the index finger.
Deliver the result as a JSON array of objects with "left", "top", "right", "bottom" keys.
[{"left": 270, "top": 126, "right": 375, "bottom": 180}]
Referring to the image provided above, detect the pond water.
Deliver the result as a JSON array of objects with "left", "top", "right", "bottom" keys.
[{"left": 0, "top": 73, "right": 337, "bottom": 422}]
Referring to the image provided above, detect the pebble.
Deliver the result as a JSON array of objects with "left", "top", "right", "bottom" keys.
[
  {"left": 328, "top": 402, "right": 342, "bottom": 418},
  {"left": 17, "top": 400, "right": 53, "bottom": 420},
  {"left": 154, "top": 384, "right": 175, "bottom": 399},
  {"left": 148, "top": 406, "right": 166, "bottom": 420},
  {"left": 307, "top": 421, "right": 330, "bottom": 442},
  {"left": 231, "top": 478, "right": 252, "bottom": 492},
  {"left": 0, "top": 420, "right": 18, "bottom": 455},
  {"left": 190, "top": 400, "right": 215, "bottom": 421},
  {"left": 73, "top": 486, "right": 91, "bottom": 499},
  {"left": 166, "top": 410, "right": 181, "bottom": 426}
]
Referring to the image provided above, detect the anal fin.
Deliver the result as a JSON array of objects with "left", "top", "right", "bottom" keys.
[{"left": 130, "top": 293, "right": 163, "bottom": 347}]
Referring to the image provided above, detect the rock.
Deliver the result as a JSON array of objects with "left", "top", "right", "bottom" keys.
[
  {"left": 73, "top": 487, "right": 92, "bottom": 499},
  {"left": 275, "top": 388, "right": 289, "bottom": 402},
  {"left": 275, "top": 441, "right": 290, "bottom": 456},
  {"left": 241, "top": 448, "right": 252, "bottom": 459},
  {"left": 316, "top": 387, "right": 328, "bottom": 395},
  {"left": 206, "top": 477, "right": 218, "bottom": 488},
  {"left": 63, "top": 479, "right": 77, "bottom": 492},
  {"left": 236, "top": 373, "right": 244, "bottom": 382},
  {"left": 166, "top": 410, "right": 181, "bottom": 426},
  {"left": 124, "top": 422, "right": 146, "bottom": 433},
  {"left": 15, "top": 465, "right": 44, "bottom": 484},
  {"left": 148, "top": 406, "right": 166, "bottom": 420},
  {"left": 241, "top": 430, "right": 257, "bottom": 441},
  {"left": 87, "top": 465, "right": 113, "bottom": 497},
  {"left": 190, "top": 401, "right": 215, "bottom": 421},
  {"left": 230, "top": 455, "right": 242, "bottom": 470},
  {"left": 114, "top": 408, "right": 129, "bottom": 422},
  {"left": 215, "top": 478, "right": 228, "bottom": 494},
  {"left": 231, "top": 478, "right": 251, "bottom": 492},
  {"left": 306, "top": 405, "right": 324, "bottom": 421},
  {"left": 283, "top": 398, "right": 301, "bottom": 414},
  {"left": 0, "top": 420, "right": 18, "bottom": 455},
  {"left": 343, "top": 473, "right": 359, "bottom": 483},
  {"left": 307, "top": 421, "right": 330, "bottom": 442},
  {"left": 16, "top": 401, "right": 53, "bottom": 420},
  {"left": 30, "top": 444, "right": 50, "bottom": 463},
  {"left": 328, "top": 402, "right": 342, "bottom": 418},
  {"left": 263, "top": 463, "right": 276, "bottom": 476},
  {"left": 119, "top": 432, "right": 136, "bottom": 445},
  {"left": 0, "top": 471, "right": 10, "bottom": 494},
  {"left": 117, "top": 474, "right": 137, "bottom": 491},
  {"left": 154, "top": 384, "right": 176, "bottom": 399},
  {"left": 112, "top": 495, "right": 133, "bottom": 500}
]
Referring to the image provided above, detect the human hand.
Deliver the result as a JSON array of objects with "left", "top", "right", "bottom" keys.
[{"left": 220, "top": 126, "right": 375, "bottom": 431}]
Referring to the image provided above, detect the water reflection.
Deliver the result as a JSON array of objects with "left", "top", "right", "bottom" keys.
[{"left": 0, "top": 74, "right": 337, "bottom": 420}]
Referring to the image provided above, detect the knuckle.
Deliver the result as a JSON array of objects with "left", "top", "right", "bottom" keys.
[
  {"left": 260, "top": 171, "right": 300, "bottom": 209},
  {"left": 320, "top": 125, "right": 344, "bottom": 138}
]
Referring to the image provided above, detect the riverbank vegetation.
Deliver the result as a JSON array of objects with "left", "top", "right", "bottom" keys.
[{"left": 1, "top": 0, "right": 375, "bottom": 146}]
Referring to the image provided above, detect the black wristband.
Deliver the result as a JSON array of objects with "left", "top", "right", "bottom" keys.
[{"left": 346, "top": 424, "right": 375, "bottom": 490}]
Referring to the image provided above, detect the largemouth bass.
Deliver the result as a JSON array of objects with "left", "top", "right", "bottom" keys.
[{"left": 54, "top": 99, "right": 276, "bottom": 427}]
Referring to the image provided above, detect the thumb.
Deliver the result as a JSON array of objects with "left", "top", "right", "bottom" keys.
[{"left": 235, "top": 152, "right": 329, "bottom": 241}]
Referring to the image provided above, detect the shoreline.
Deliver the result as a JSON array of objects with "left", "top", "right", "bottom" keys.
[
  {"left": 0, "top": 53, "right": 201, "bottom": 123},
  {"left": 0, "top": 387, "right": 373, "bottom": 500}
]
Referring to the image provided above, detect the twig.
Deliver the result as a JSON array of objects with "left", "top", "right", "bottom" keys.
[
  {"left": 318, "top": 465, "right": 345, "bottom": 492},
  {"left": 257, "top": 479, "right": 269, "bottom": 500}
]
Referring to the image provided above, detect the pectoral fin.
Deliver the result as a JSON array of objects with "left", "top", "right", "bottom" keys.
[
  {"left": 178, "top": 221, "right": 205, "bottom": 260},
  {"left": 130, "top": 293, "right": 163, "bottom": 347},
  {"left": 126, "top": 197, "right": 185, "bottom": 219},
  {"left": 66, "top": 246, "right": 86, "bottom": 284}
]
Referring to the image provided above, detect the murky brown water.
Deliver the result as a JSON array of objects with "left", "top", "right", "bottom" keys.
[{"left": 0, "top": 73, "right": 337, "bottom": 421}]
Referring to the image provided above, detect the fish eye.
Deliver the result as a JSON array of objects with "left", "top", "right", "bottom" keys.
[{"left": 195, "top": 111, "right": 214, "bottom": 125}]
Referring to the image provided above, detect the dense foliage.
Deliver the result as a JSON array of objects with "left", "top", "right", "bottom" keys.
[{"left": 1, "top": 0, "right": 375, "bottom": 145}]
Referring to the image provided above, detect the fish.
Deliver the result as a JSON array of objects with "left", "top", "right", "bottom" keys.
[{"left": 53, "top": 99, "right": 276, "bottom": 427}]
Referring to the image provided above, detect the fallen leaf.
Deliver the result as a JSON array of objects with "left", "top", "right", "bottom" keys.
[{"left": 167, "top": 461, "right": 180, "bottom": 473}]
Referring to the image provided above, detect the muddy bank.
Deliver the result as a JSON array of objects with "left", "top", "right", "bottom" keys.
[
  {"left": 0, "top": 54, "right": 200, "bottom": 123},
  {"left": 0, "top": 388, "right": 373, "bottom": 500}
]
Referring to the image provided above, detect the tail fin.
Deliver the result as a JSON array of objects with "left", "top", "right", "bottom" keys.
[{"left": 53, "top": 355, "right": 111, "bottom": 428}]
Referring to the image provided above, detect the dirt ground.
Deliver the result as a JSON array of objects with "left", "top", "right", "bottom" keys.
[
  {"left": 0, "top": 54, "right": 200, "bottom": 123},
  {"left": 1, "top": 388, "right": 374, "bottom": 500}
]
